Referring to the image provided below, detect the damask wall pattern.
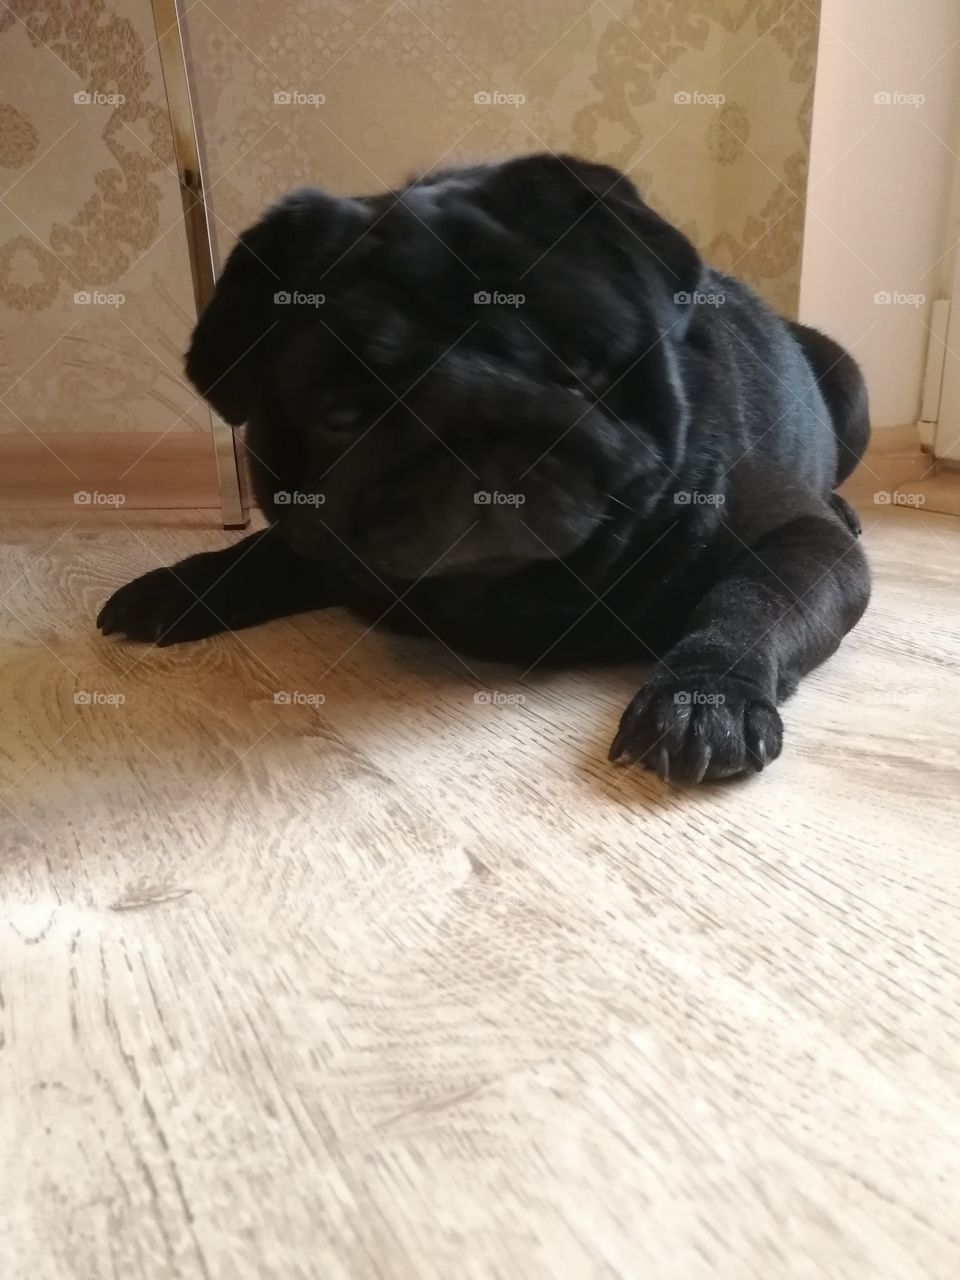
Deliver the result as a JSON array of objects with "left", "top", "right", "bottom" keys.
[
  {"left": 0, "top": 0, "right": 820, "bottom": 436},
  {"left": 0, "top": 0, "right": 206, "bottom": 433},
  {"left": 187, "top": 0, "right": 819, "bottom": 316}
]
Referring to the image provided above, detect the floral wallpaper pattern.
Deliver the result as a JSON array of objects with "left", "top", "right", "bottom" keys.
[
  {"left": 187, "top": 0, "right": 819, "bottom": 317},
  {"left": 0, "top": 0, "right": 820, "bottom": 436},
  {"left": 0, "top": 0, "right": 206, "bottom": 433}
]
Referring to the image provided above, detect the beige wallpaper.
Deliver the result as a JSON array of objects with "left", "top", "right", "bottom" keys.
[
  {"left": 188, "top": 0, "right": 819, "bottom": 315},
  {"left": 0, "top": 0, "right": 205, "bottom": 433},
  {"left": 1, "top": 0, "right": 820, "bottom": 438}
]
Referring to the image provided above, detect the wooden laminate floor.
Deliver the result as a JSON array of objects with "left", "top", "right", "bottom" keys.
[{"left": 1, "top": 506, "right": 959, "bottom": 1280}]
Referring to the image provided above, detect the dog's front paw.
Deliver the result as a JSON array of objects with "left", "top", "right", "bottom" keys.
[
  {"left": 97, "top": 567, "right": 226, "bottom": 645},
  {"left": 609, "top": 673, "right": 783, "bottom": 783}
]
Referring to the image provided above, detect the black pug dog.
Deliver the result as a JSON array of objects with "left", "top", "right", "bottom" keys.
[{"left": 98, "top": 153, "right": 871, "bottom": 784}]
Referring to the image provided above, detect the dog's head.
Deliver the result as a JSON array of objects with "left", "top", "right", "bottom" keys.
[{"left": 186, "top": 154, "right": 702, "bottom": 580}]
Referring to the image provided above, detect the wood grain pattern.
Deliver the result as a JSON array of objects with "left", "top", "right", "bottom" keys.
[
  {"left": 1, "top": 507, "right": 959, "bottom": 1280},
  {"left": 0, "top": 434, "right": 220, "bottom": 511}
]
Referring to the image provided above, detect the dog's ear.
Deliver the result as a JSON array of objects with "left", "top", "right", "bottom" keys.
[
  {"left": 490, "top": 154, "right": 702, "bottom": 328},
  {"left": 534, "top": 157, "right": 703, "bottom": 476},
  {"left": 553, "top": 155, "right": 703, "bottom": 324},
  {"left": 185, "top": 222, "right": 282, "bottom": 426},
  {"left": 185, "top": 190, "right": 367, "bottom": 425}
]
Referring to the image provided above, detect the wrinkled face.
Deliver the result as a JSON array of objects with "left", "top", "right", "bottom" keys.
[{"left": 186, "top": 154, "right": 703, "bottom": 581}]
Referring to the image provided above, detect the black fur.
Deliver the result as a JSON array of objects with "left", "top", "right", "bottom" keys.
[{"left": 98, "top": 153, "right": 871, "bottom": 783}]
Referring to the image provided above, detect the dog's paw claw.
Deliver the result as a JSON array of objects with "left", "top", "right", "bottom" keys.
[
  {"left": 610, "top": 673, "right": 783, "bottom": 784},
  {"left": 97, "top": 567, "right": 220, "bottom": 645}
]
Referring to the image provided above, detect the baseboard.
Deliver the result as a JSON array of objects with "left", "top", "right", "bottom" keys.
[
  {"left": 0, "top": 431, "right": 221, "bottom": 511},
  {"left": 842, "top": 422, "right": 960, "bottom": 516},
  {"left": 841, "top": 423, "right": 928, "bottom": 500},
  {"left": 890, "top": 468, "right": 960, "bottom": 517},
  {"left": 3, "top": 423, "right": 954, "bottom": 519}
]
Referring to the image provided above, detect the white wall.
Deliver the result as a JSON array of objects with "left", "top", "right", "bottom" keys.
[{"left": 799, "top": 0, "right": 960, "bottom": 428}]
